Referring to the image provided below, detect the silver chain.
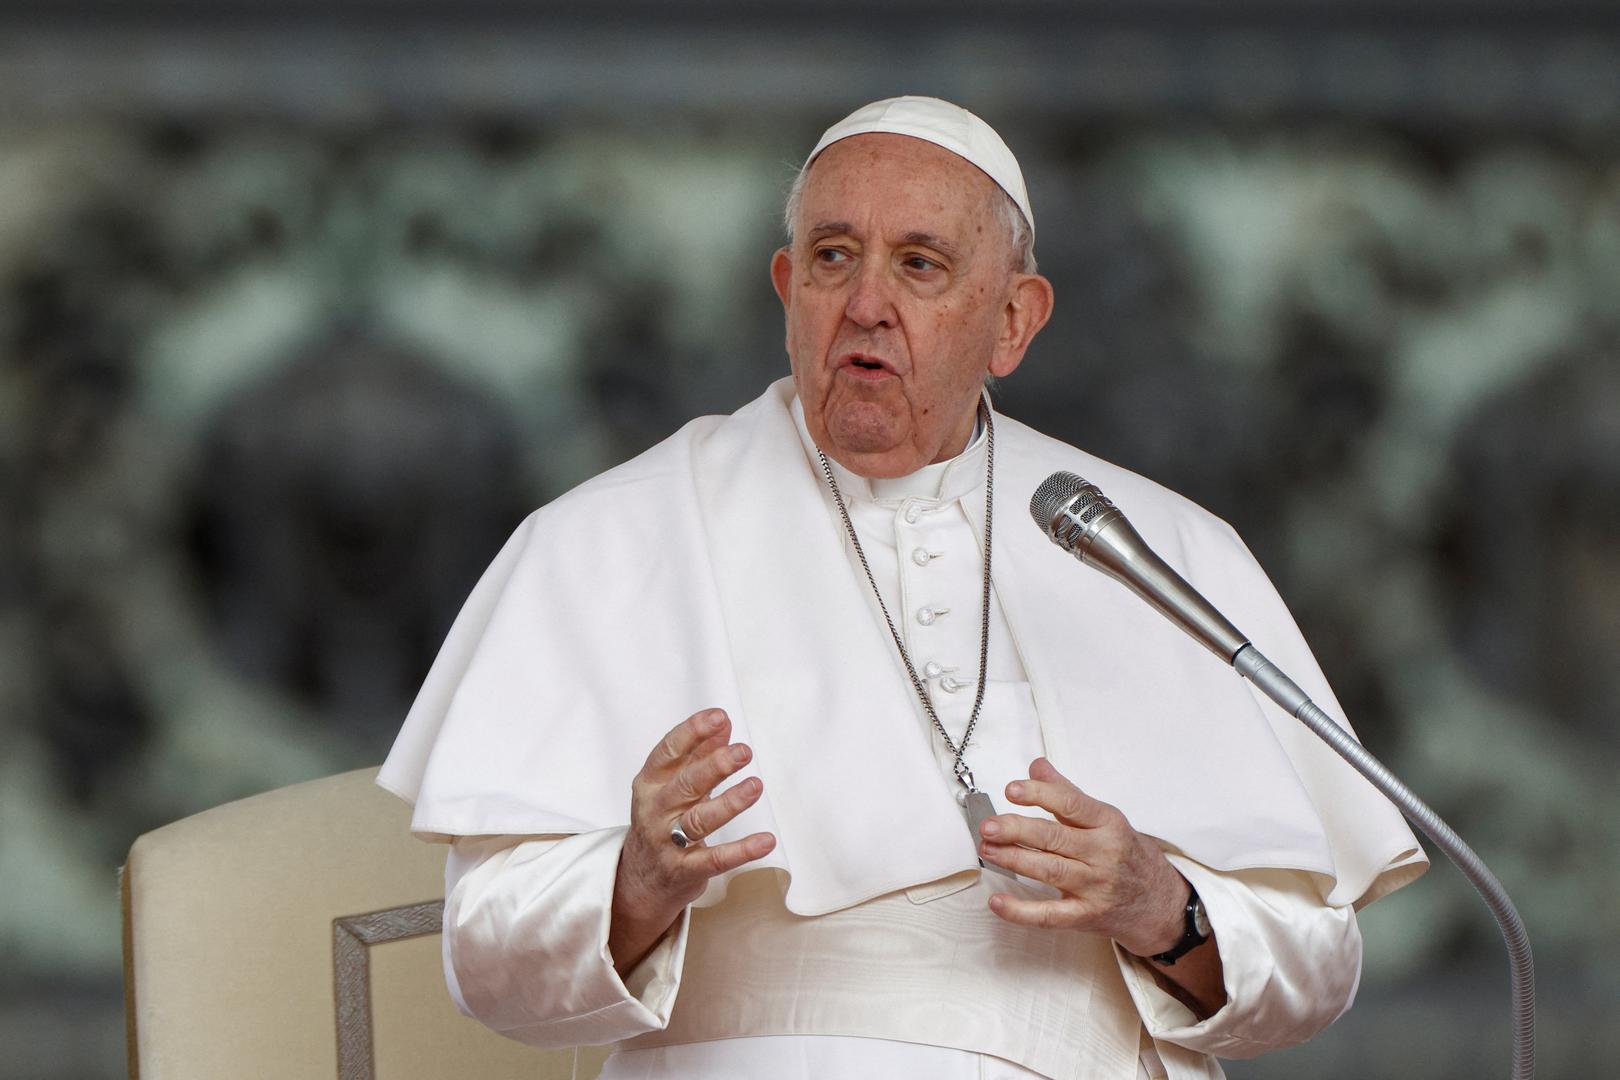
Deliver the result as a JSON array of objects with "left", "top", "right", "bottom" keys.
[{"left": 815, "top": 402, "right": 995, "bottom": 793}]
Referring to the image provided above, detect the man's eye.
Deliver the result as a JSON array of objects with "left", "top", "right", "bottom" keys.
[
  {"left": 903, "top": 255, "right": 940, "bottom": 272},
  {"left": 814, "top": 248, "right": 849, "bottom": 264}
]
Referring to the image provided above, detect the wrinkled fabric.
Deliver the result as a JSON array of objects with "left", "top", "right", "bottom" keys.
[
  {"left": 380, "top": 378, "right": 1424, "bottom": 912},
  {"left": 406, "top": 377, "right": 1403, "bottom": 1078},
  {"left": 443, "top": 830, "right": 1360, "bottom": 1080}
]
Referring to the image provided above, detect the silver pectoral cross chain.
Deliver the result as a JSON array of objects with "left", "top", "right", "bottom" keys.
[{"left": 815, "top": 403, "right": 1013, "bottom": 874}]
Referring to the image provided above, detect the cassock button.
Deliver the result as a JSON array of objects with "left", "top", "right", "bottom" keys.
[
  {"left": 923, "top": 660, "right": 955, "bottom": 678},
  {"left": 912, "top": 548, "right": 935, "bottom": 567},
  {"left": 940, "top": 675, "right": 968, "bottom": 693},
  {"left": 904, "top": 505, "right": 923, "bottom": 524},
  {"left": 916, "top": 606, "right": 948, "bottom": 626}
]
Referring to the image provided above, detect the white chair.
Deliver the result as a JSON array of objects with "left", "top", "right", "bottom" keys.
[{"left": 121, "top": 766, "right": 611, "bottom": 1080}]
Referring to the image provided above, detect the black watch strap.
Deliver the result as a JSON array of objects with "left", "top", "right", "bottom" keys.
[{"left": 1150, "top": 886, "right": 1210, "bottom": 966}]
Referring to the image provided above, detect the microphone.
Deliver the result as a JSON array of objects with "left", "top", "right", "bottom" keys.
[
  {"left": 1029, "top": 470, "right": 1359, "bottom": 718},
  {"left": 1028, "top": 472, "right": 1246, "bottom": 665},
  {"left": 1027, "top": 469, "right": 1536, "bottom": 1080}
]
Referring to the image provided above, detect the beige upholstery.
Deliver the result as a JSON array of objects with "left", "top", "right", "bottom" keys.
[{"left": 121, "top": 766, "right": 610, "bottom": 1080}]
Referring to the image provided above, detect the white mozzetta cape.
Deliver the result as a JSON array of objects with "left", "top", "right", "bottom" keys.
[{"left": 380, "top": 378, "right": 1424, "bottom": 913}]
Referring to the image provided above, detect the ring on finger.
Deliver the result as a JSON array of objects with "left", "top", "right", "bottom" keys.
[{"left": 670, "top": 816, "right": 697, "bottom": 849}]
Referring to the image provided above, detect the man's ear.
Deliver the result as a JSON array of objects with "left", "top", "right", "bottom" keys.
[
  {"left": 770, "top": 247, "right": 793, "bottom": 310},
  {"left": 989, "top": 273, "right": 1055, "bottom": 379}
]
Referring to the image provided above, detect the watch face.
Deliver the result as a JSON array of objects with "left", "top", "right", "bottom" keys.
[{"left": 1192, "top": 899, "right": 1211, "bottom": 939}]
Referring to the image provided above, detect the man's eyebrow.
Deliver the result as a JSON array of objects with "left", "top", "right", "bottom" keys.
[
  {"left": 901, "top": 231, "right": 961, "bottom": 259},
  {"left": 806, "top": 221, "right": 853, "bottom": 240},
  {"left": 803, "top": 222, "right": 962, "bottom": 260}
]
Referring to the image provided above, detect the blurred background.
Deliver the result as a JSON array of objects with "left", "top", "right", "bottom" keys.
[{"left": 1, "top": 1, "right": 1616, "bottom": 1077}]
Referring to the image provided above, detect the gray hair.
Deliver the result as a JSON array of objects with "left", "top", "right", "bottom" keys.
[{"left": 782, "top": 164, "right": 1037, "bottom": 275}]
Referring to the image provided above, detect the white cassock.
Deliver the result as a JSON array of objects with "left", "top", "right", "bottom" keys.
[{"left": 379, "top": 378, "right": 1427, "bottom": 1080}]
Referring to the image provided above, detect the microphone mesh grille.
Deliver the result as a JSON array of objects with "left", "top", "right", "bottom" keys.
[
  {"left": 1074, "top": 491, "right": 1109, "bottom": 524},
  {"left": 1029, "top": 471, "right": 1090, "bottom": 534}
]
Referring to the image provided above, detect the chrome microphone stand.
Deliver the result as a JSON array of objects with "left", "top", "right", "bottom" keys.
[{"left": 1031, "top": 471, "right": 1535, "bottom": 1080}]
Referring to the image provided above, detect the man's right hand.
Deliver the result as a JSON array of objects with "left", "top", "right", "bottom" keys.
[{"left": 608, "top": 708, "right": 776, "bottom": 976}]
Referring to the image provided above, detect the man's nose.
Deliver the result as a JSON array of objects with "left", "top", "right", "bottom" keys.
[{"left": 843, "top": 260, "right": 897, "bottom": 329}]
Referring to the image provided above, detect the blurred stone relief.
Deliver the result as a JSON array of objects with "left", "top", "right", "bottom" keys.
[{"left": 0, "top": 8, "right": 1615, "bottom": 1076}]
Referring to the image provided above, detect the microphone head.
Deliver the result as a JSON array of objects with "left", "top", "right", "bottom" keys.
[
  {"left": 1029, "top": 471, "right": 1121, "bottom": 554},
  {"left": 1029, "top": 470, "right": 1250, "bottom": 660}
]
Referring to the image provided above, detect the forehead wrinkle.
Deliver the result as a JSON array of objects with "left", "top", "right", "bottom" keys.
[{"left": 797, "top": 135, "right": 998, "bottom": 245}]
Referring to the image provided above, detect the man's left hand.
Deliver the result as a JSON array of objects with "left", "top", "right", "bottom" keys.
[{"left": 977, "top": 757, "right": 1191, "bottom": 960}]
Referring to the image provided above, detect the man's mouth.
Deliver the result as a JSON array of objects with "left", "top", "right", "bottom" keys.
[{"left": 841, "top": 353, "right": 895, "bottom": 378}]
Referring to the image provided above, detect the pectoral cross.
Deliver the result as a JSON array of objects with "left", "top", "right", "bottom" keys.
[{"left": 962, "top": 789, "right": 1014, "bottom": 878}]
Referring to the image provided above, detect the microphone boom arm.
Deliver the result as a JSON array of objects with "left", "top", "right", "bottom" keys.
[
  {"left": 1031, "top": 471, "right": 1535, "bottom": 1080},
  {"left": 1234, "top": 645, "right": 1535, "bottom": 1080}
]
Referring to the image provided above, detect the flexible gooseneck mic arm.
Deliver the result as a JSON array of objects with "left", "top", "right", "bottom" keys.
[{"left": 1030, "top": 471, "right": 1535, "bottom": 1080}]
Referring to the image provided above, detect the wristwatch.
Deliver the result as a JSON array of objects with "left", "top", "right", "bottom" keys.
[{"left": 1150, "top": 885, "right": 1211, "bottom": 966}]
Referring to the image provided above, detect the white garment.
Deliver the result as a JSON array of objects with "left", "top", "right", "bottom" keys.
[
  {"left": 442, "top": 831, "right": 1360, "bottom": 1079},
  {"left": 809, "top": 396, "right": 1045, "bottom": 830},
  {"left": 436, "top": 402, "right": 1364, "bottom": 1078},
  {"left": 379, "top": 379, "right": 1425, "bottom": 914}
]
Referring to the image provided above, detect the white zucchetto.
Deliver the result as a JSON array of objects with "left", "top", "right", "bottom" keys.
[{"left": 804, "top": 95, "right": 1035, "bottom": 239}]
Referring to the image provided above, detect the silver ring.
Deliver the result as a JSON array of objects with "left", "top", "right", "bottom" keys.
[{"left": 670, "top": 820, "right": 695, "bottom": 849}]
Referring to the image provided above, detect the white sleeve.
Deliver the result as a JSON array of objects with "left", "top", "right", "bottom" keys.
[
  {"left": 441, "top": 826, "right": 693, "bottom": 1048},
  {"left": 1114, "top": 854, "right": 1362, "bottom": 1061}
]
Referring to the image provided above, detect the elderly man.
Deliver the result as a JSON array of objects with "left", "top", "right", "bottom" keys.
[{"left": 380, "top": 97, "right": 1424, "bottom": 1080}]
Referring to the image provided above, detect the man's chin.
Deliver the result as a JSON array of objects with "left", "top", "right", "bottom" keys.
[
  {"left": 812, "top": 401, "right": 928, "bottom": 476},
  {"left": 823, "top": 436, "right": 930, "bottom": 480},
  {"left": 826, "top": 413, "right": 901, "bottom": 456}
]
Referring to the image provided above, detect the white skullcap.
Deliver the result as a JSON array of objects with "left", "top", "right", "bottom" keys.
[{"left": 804, "top": 95, "right": 1034, "bottom": 239}]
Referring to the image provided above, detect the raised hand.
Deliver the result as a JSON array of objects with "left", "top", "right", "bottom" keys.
[
  {"left": 977, "top": 757, "right": 1190, "bottom": 955},
  {"left": 976, "top": 757, "right": 1226, "bottom": 1015},
  {"left": 609, "top": 708, "right": 776, "bottom": 975}
]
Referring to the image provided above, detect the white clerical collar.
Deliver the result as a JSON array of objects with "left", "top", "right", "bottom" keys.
[{"left": 790, "top": 392, "right": 990, "bottom": 507}]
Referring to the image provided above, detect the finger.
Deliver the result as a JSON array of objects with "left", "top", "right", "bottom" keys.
[
  {"left": 643, "top": 709, "right": 731, "bottom": 774},
  {"left": 1029, "top": 756, "right": 1070, "bottom": 784},
  {"left": 1006, "top": 759, "right": 1117, "bottom": 829},
  {"left": 681, "top": 775, "right": 765, "bottom": 843},
  {"left": 977, "top": 813, "right": 1083, "bottom": 858},
  {"left": 687, "top": 831, "right": 777, "bottom": 880},
  {"left": 661, "top": 741, "right": 752, "bottom": 811},
  {"left": 986, "top": 891, "right": 1090, "bottom": 932},
  {"left": 979, "top": 840, "right": 1084, "bottom": 893},
  {"left": 686, "top": 728, "right": 731, "bottom": 767}
]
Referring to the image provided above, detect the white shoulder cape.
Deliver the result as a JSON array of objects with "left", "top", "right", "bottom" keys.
[{"left": 379, "top": 378, "right": 1424, "bottom": 914}]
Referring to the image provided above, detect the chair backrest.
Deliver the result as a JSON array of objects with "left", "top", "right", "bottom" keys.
[{"left": 121, "top": 766, "right": 610, "bottom": 1080}]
